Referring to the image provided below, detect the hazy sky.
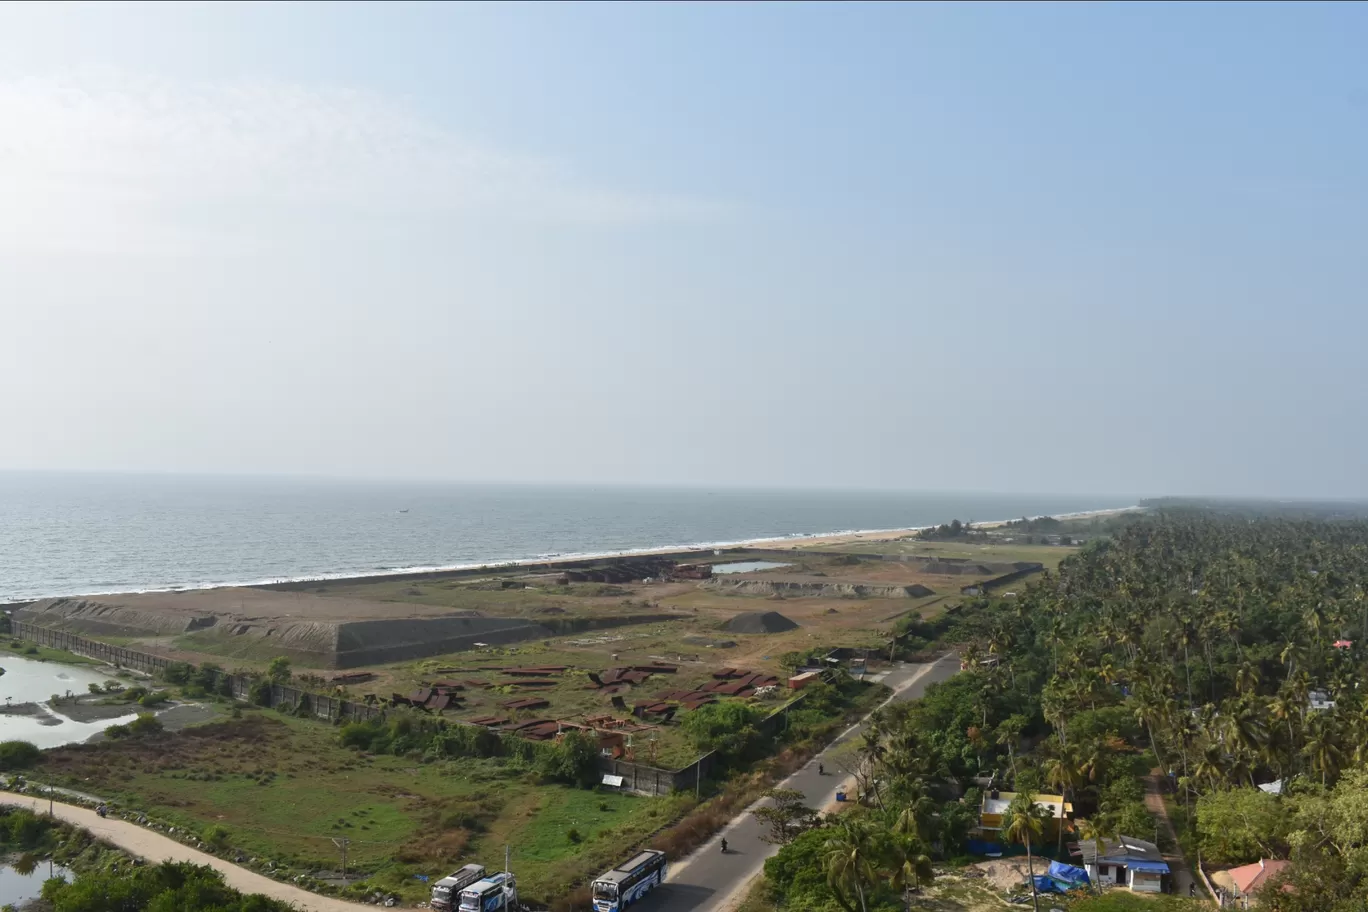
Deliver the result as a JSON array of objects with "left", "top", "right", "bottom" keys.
[{"left": 2, "top": 2, "right": 1365, "bottom": 498}]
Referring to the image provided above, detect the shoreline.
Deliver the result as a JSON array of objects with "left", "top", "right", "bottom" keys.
[{"left": 8, "top": 505, "right": 1140, "bottom": 603}]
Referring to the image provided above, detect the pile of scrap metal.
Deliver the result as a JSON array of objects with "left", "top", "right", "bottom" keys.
[
  {"left": 391, "top": 683, "right": 465, "bottom": 712},
  {"left": 330, "top": 671, "right": 376, "bottom": 685},
  {"left": 586, "top": 663, "right": 678, "bottom": 690},
  {"left": 630, "top": 700, "right": 679, "bottom": 722},
  {"left": 481, "top": 665, "right": 568, "bottom": 676},
  {"left": 501, "top": 695, "right": 551, "bottom": 711}
]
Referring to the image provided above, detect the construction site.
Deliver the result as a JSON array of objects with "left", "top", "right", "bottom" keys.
[{"left": 10, "top": 540, "right": 1059, "bottom": 768}]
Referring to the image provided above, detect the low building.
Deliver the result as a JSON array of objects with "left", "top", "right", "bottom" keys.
[
  {"left": 1080, "top": 835, "right": 1169, "bottom": 893},
  {"left": 976, "top": 791, "right": 1073, "bottom": 844},
  {"left": 1211, "top": 858, "right": 1290, "bottom": 906}
]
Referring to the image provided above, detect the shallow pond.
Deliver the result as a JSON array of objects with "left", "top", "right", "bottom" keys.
[
  {"left": 711, "top": 560, "right": 792, "bottom": 574},
  {"left": 0, "top": 859, "right": 73, "bottom": 905},
  {"left": 0, "top": 653, "right": 140, "bottom": 748}
]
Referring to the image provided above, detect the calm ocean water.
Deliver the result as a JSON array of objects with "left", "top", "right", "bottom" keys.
[{"left": 0, "top": 472, "right": 1132, "bottom": 602}]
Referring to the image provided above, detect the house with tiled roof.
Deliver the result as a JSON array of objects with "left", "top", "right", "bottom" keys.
[{"left": 1211, "top": 858, "right": 1291, "bottom": 905}]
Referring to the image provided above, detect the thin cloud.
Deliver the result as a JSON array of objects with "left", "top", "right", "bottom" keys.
[{"left": 0, "top": 73, "right": 727, "bottom": 254}]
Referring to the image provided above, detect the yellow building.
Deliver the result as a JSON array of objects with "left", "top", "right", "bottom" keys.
[{"left": 977, "top": 791, "right": 1073, "bottom": 843}]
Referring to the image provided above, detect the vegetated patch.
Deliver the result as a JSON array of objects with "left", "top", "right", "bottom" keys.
[{"left": 724, "top": 611, "right": 800, "bottom": 634}]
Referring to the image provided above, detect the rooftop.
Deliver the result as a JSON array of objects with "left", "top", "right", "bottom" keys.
[
  {"left": 1079, "top": 834, "right": 1162, "bottom": 864},
  {"left": 980, "top": 791, "right": 1072, "bottom": 819}
]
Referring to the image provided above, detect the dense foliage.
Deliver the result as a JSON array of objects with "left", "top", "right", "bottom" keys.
[
  {"left": 883, "top": 511, "right": 1368, "bottom": 909},
  {"left": 338, "top": 713, "right": 602, "bottom": 788}
]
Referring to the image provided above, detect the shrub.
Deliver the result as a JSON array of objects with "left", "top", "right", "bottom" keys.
[
  {"left": 0, "top": 741, "right": 41, "bottom": 770},
  {"left": 128, "top": 714, "right": 164, "bottom": 737},
  {"left": 104, "top": 724, "right": 131, "bottom": 740},
  {"left": 23, "top": 646, "right": 38, "bottom": 656},
  {"left": 122, "top": 686, "right": 149, "bottom": 702},
  {"left": 88, "top": 683, "right": 103, "bottom": 695},
  {"left": 139, "top": 691, "right": 170, "bottom": 707},
  {"left": 566, "top": 827, "right": 582, "bottom": 844},
  {"left": 161, "top": 662, "right": 193, "bottom": 685}
]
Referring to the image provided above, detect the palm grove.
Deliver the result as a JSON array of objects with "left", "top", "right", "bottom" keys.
[{"left": 757, "top": 512, "right": 1368, "bottom": 911}]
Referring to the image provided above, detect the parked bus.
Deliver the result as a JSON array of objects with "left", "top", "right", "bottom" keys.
[
  {"left": 431, "top": 864, "right": 486, "bottom": 912},
  {"left": 458, "top": 872, "right": 517, "bottom": 912},
  {"left": 592, "top": 849, "right": 667, "bottom": 912}
]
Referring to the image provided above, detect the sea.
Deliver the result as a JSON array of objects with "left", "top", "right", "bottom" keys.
[{"left": 0, "top": 472, "right": 1134, "bottom": 603}]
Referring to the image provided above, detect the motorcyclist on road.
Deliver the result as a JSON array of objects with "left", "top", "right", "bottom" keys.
[{"left": 720, "top": 838, "right": 728, "bottom": 853}]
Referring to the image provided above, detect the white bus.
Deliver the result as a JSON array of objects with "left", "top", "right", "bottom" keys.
[
  {"left": 431, "top": 864, "right": 486, "bottom": 912},
  {"left": 592, "top": 849, "right": 667, "bottom": 912},
  {"left": 458, "top": 871, "right": 518, "bottom": 912}
]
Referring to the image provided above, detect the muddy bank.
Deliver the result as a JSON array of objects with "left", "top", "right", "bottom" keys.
[
  {"left": 49, "top": 696, "right": 142, "bottom": 724},
  {"left": 0, "top": 704, "right": 62, "bottom": 726},
  {"left": 82, "top": 703, "right": 220, "bottom": 744}
]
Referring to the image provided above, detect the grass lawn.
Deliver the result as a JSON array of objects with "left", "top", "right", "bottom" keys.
[{"left": 39, "top": 711, "right": 686, "bottom": 904}]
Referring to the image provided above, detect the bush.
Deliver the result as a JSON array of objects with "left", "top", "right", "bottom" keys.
[
  {"left": 248, "top": 680, "right": 272, "bottom": 707},
  {"left": 0, "top": 741, "right": 41, "bottom": 771},
  {"left": 536, "top": 731, "right": 601, "bottom": 789},
  {"left": 139, "top": 691, "right": 170, "bottom": 707},
  {"left": 122, "top": 686, "right": 148, "bottom": 703},
  {"left": 22, "top": 646, "right": 38, "bottom": 656},
  {"left": 128, "top": 714, "right": 164, "bottom": 737},
  {"left": 161, "top": 662, "right": 193, "bottom": 685},
  {"left": 566, "top": 827, "right": 582, "bottom": 844},
  {"left": 104, "top": 723, "right": 131, "bottom": 740}
]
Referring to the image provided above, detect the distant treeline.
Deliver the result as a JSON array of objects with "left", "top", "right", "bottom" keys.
[{"left": 1143, "top": 496, "right": 1368, "bottom": 521}]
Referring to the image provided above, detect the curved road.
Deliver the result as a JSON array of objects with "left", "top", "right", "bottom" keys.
[
  {"left": 647, "top": 653, "right": 961, "bottom": 912},
  {"left": 0, "top": 793, "right": 367, "bottom": 911}
]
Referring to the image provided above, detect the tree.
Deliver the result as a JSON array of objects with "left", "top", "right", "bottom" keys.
[
  {"left": 266, "top": 657, "right": 292, "bottom": 684},
  {"left": 0, "top": 741, "right": 40, "bottom": 771},
  {"left": 681, "top": 701, "right": 765, "bottom": 765},
  {"left": 1194, "top": 787, "right": 1286, "bottom": 864},
  {"left": 824, "top": 818, "right": 880, "bottom": 912},
  {"left": 1002, "top": 791, "right": 1047, "bottom": 912},
  {"left": 752, "top": 789, "right": 818, "bottom": 845},
  {"left": 883, "top": 830, "right": 934, "bottom": 900}
]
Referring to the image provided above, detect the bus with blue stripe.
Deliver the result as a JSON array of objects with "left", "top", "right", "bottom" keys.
[
  {"left": 592, "top": 849, "right": 667, "bottom": 912},
  {"left": 458, "top": 871, "right": 517, "bottom": 912}
]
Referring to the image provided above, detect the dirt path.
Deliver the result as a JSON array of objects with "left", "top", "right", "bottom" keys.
[
  {"left": 0, "top": 793, "right": 369, "bottom": 911},
  {"left": 1144, "top": 773, "right": 1199, "bottom": 900}
]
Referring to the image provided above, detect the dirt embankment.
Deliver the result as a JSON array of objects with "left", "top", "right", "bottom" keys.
[{"left": 705, "top": 579, "right": 935, "bottom": 599}]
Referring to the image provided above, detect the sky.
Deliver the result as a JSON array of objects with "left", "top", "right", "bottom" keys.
[{"left": 1, "top": 2, "right": 1366, "bottom": 499}]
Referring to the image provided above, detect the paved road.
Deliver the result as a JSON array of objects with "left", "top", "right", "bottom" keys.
[
  {"left": 0, "top": 793, "right": 369, "bottom": 911},
  {"left": 644, "top": 654, "right": 962, "bottom": 912}
]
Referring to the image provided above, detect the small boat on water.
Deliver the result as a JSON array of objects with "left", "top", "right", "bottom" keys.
[{"left": 398, "top": 509, "right": 410, "bottom": 513}]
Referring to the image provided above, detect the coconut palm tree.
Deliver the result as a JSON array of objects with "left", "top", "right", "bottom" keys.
[
  {"left": 824, "top": 818, "right": 880, "bottom": 912},
  {"left": 1002, "top": 790, "right": 1047, "bottom": 912},
  {"left": 1043, "top": 741, "right": 1084, "bottom": 854},
  {"left": 884, "top": 831, "right": 935, "bottom": 902}
]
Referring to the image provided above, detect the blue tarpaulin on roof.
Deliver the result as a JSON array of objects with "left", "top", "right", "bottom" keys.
[
  {"left": 1047, "top": 861, "right": 1090, "bottom": 885},
  {"left": 1127, "top": 861, "right": 1171, "bottom": 874}
]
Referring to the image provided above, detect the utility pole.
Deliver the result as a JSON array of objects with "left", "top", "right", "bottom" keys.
[
  {"left": 49, "top": 783, "right": 54, "bottom": 816},
  {"left": 332, "top": 837, "right": 349, "bottom": 885}
]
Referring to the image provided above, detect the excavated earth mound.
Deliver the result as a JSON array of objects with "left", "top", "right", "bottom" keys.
[{"left": 724, "top": 611, "right": 800, "bottom": 634}]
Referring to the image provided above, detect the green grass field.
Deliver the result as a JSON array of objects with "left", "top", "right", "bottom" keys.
[{"left": 40, "top": 712, "right": 686, "bottom": 903}]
